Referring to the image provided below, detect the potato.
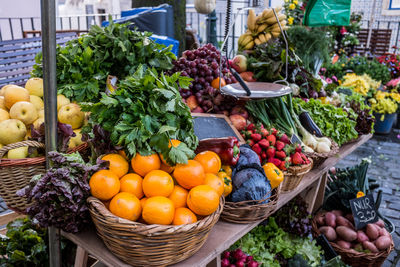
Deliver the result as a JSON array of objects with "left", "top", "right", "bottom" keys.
[
  {"left": 345, "top": 214, "right": 354, "bottom": 223},
  {"left": 362, "top": 241, "right": 379, "bottom": 253},
  {"left": 336, "top": 240, "right": 351, "bottom": 249},
  {"left": 336, "top": 216, "right": 355, "bottom": 230},
  {"left": 357, "top": 230, "right": 369, "bottom": 243},
  {"left": 316, "top": 214, "right": 325, "bottom": 226},
  {"left": 366, "top": 224, "right": 379, "bottom": 241},
  {"left": 379, "top": 228, "right": 390, "bottom": 237},
  {"left": 354, "top": 243, "right": 364, "bottom": 252},
  {"left": 331, "top": 210, "right": 343, "bottom": 217},
  {"left": 375, "top": 219, "right": 385, "bottom": 228},
  {"left": 336, "top": 226, "right": 357, "bottom": 242},
  {"left": 319, "top": 226, "right": 337, "bottom": 241},
  {"left": 375, "top": 236, "right": 392, "bottom": 251},
  {"left": 325, "top": 212, "right": 336, "bottom": 228}
]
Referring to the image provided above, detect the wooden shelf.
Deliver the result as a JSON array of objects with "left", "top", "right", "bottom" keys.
[{"left": 63, "top": 134, "right": 372, "bottom": 267}]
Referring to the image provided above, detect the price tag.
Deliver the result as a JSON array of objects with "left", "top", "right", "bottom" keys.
[
  {"left": 350, "top": 193, "right": 378, "bottom": 230},
  {"left": 290, "top": 134, "right": 302, "bottom": 145}
]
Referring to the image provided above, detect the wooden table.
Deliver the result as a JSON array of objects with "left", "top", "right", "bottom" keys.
[{"left": 63, "top": 134, "right": 372, "bottom": 267}]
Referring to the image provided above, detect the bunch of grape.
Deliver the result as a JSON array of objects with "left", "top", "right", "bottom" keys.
[
  {"left": 172, "top": 43, "right": 237, "bottom": 114},
  {"left": 273, "top": 196, "right": 312, "bottom": 237}
]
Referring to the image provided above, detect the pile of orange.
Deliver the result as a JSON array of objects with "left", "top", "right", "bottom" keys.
[{"left": 89, "top": 144, "right": 227, "bottom": 226}]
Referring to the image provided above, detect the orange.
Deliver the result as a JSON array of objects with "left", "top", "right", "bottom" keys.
[
  {"left": 102, "top": 154, "right": 129, "bottom": 178},
  {"left": 168, "top": 185, "right": 188, "bottom": 208},
  {"left": 131, "top": 153, "right": 161, "bottom": 177},
  {"left": 142, "top": 196, "right": 175, "bottom": 225},
  {"left": 140, "top": 197, "right": 148, "bottom": 209},
  {"left": 89, "top": 170, "right": 120, "bottom": 201},
  {"left": 142, "top": 170, "right": 174, "bottom": 197},
  {"left": 120, "top": 173, "right": 144, "bottom": 199},
  {"left": 109, "top": 192, "right": 141, "bottom": 221},
  {"left": 118, "top": 150, "right": 128, "bottom": 160},
  {"left": 187, "top": 185, "right": 220, "bottom": 216},
  {"left": 194, "top": 151, "right": 221, "bottom": 174},
  {"left": 173, "top": 207, "right": 198, "bottom": 225},
  {"left": 159, "top": 139, "right": 181, "bottom": 166},
  {"left": 160, "top": 162, "right": 175, "bottom": 173},
  {"left": 204, "top": 173, "right": 224, "bottom": 196},
  {"left": 211, "top": 77, "right": 226, "bottom": 89},
  {"left": 173, "top": 160, "right": 206, "bottom": 189}
]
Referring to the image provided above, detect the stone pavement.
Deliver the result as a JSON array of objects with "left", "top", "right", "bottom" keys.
[
  {"left": 336, "top": 129, "right": 400, "bottom": 267},
  {"left": 1, "top": 131, "right": 399, "bottom": 265}
]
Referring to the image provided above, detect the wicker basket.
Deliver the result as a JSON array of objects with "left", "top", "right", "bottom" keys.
[
  {"left": 312, "top": 213, "right": 394, "bottom": 267},
  {"left": 87, "top": 196, "right": 224, "bottom": 266},
  {"left": 221, "top": 188, "right": 278, "bottom": 223},
  {"left": 280, "top": 159, "right": 313, "bottom": 192},
  {"left": 305, "top": 139, "right": 339, "bottom": 168},
  {"left": 0, "top": 141, "right": 89, "bottom": 212}
]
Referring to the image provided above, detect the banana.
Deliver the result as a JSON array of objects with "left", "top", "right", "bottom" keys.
[
  {"left": 269, "top": 21, "right": 287, "bottom": 32},
  {"left": 243, "top": 40, "right": 254, "bottom": 50},
  {"left": 247, "top": 9, "right": 257, "bottom": 32},
  {"left": 271, "top": 31, "right": 281, "bottom": 38},
  {"left": 258, "top": 33, "right": 266, "bottom": 43},
  {"left": 240, "top": 34, "right": 253, "bottom": 47},
  {"left": 261, "top": 9, "right": 274, "bottom": 20},
  {"left": 254, "top": 38, "right": 261, "bottom": 46},
  {"left": 265, "top": 14, "right": 286, "bottom": 25},
  {"left": 264, "top": 33, "right": 272, "bottom": 42},
  {"left": 255, "top": 23, "right": 268, "bottom": 34}
]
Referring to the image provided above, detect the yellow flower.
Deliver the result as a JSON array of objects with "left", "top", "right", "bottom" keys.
[
  {"left": 390, "top": 92, "right": 400, "bottom": 102},
  {"left": 289, "top": 3, "right": 296, "bottom": 9},
  {"left": 342, "top": 73, "right": 370, "bottom": 96},
  {"left": 341, "top": 64, "right": 345, "bottom": 67},
  {"left": 288, "top": 17, "right": 294, "bottom": 25},
  {"left": 375, "top": 91, "right": 386, "bottom": 100},
  {"left": 293, "top": 0, "right": 298, "bottom": 4}
]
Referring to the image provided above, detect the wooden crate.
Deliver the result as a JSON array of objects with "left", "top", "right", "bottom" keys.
[{"left": 355, "top": 29, "right": 392, "bottom": 56}]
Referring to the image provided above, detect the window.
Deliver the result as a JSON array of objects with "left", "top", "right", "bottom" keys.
[{"left": 389, "top": 0, "right": 400, "bottom": 10}]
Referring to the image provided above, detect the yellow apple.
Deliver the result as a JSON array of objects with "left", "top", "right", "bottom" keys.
[
  {"left": 4, "top": 85, "right": 30, "bottom": 109},
  {"left": 33, "top": 117, "right": 45, "bottom": 130},
  {"left": 7, "top": 146, "right": 28, "bottom": 159},
  {"left": 30, "top": 95, "right": 44, "bottom": 111},
  {"left": 0, "top": 96, "right": 6, "bottom": 110},
  {"left": 68, "top": 128, "right": 84, "bottom": 149},
  {"left": 57, "top": 94, "right": 70, "bottom": 111},
  {"left": 9, "top": 101, "right": 38, "bottom": 125},
  {"left": 58, "top": 103, "right": 84, "bottom": 130},
  {"left": 0, "top": 84, "right": 13, "bottom": 96},
  {"left": 38, "top": 109, "right": 44, "bottom": 118},
  {"left": 25, "top": 78, "right": 43, "bottom": 97},
  {"left": 0, "top": 109, "right": 9, "bottom": 122},
  {"left": 0, "top": 119, "right": 27, "bottom": 145}
]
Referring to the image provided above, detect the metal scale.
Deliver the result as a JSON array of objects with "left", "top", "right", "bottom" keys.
[{"left": 218, "top": 6, "right": 292, "bottom": 100}]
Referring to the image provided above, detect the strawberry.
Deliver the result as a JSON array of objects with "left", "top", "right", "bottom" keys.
[
  {"left": 250, "top": 133, "right": 262, "bottom": 142},
  {"left": 275, "top": 150, "right": 286, "bottom": 159},
  {"left": 267, "top": 157, "right": 282, "bottom": 167},
  {"left": 258, "top": 139, "right": 269, "bottom": 149},
  {"left": 266, "top": 147, "right": 276, "bottom": 158},
  {"left": 260, "top": 128, "right": 269, "bottom": 137},
  {"left": 300, "top": 153, "right": 310, "bottom": 164},
  {"left": 267, "top": 135, "right": 276, "bottom": 146},
  {"left": 270, "top": 128, "right": 278, "bottom": 136},
  {"left": 275, "top": 140, "right": 285, "bottom": 151},
  {"left": 247, "top": 123, "right": 255, "bottom": 130},
  {"left": 261, "top": 152, "right": 267, "bottom": 159},
  {"left": 279, "top": 133, "right": 290, "bottom": 144},
  {"left": 291, "top": 152, "right": 304, "bottom": 165},
  {"left": 244, "top": 130, "right": 253, "bottom": 138},
  {"left": 279, "top": 160, "right": 287, "bottom": 171},
  {"left": 295, "top": 144, "right": 302, "bottom": 153},
  {"left": 252, "top": 143, "right": 262, "bottom": 155},
  {"left": 246, "top": 139, "right": 255, "bottom": 146}
]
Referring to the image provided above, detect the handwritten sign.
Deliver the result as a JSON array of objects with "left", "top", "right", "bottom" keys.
[{"left": 350, "top": 193, "right": 378, "bottom": 230}]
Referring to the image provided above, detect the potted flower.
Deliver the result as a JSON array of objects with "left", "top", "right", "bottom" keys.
[
  {"left": 386, "top": 78, "right": 400, "bottom": 128},
  {"left": 369, "top": 89, "right": 400, "bottom": 134}
]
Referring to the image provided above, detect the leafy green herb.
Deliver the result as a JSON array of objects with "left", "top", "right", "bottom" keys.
[
  {"left": 81, "top": 66, "right": 198, "bottom": 164},
  {"left": 32, "top": 21, "right": 175, "bottom": 103}
]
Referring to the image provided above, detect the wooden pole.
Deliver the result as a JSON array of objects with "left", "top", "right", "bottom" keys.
[{"left": 366, "top": 0, "right": 377, "bottom": 50}]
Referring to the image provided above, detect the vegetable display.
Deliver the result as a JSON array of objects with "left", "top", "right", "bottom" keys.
[
  {"left": 221, "top": 248, "right": 260, "bottom": 267},
  {"left": 81, "top": 66, "right": 198, "bottom": 164},
  {"left": 195, "top": 137, "right": 240, "bottom": 166},
  {"left": 32, "top": 21, "right": 175, "bottom": 103}
]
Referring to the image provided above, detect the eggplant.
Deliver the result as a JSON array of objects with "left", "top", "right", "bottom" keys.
[{"left": 299, "top": 110, "right": 323, "bottom": 137}]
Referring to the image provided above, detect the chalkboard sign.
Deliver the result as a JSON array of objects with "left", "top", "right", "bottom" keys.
[
  {"left": 350, "top": 193, "right": 378, "bottom": 230},
  {"left": 192, "top": 113, "right": 245, "bottom": 143}
]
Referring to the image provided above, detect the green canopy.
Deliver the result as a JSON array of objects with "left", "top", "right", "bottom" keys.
[{"left": 303, "top": 0, "right": 352, "bottom": 26}]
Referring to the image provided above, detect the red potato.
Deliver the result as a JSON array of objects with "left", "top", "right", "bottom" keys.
[
  {"left": 319, "top": 226, "right": 337, "bottom": 241},
  {"left": 316, "top": 214, "right": 325, "bottom": 226},
  {"left": 325, "top": 212, "right": 336, "bottom": 228},
  {"left": 331, "top": 210, "right": 343, "bottom": 217},
  {"left": 362, "top": 241, "right": 379, "bottom": 253},
  {"left": 379, "top": 227, "right": 390, "bottom": 237},
  {"left": 366, "top": 224, "right": 380, "bottom": 241},
  {"left": 336, "top": 216, "right": 355, "bottom": 230},
  {"left": 357, "top": 230, "right": 370, "bottom": 243},
  {"left": 336, "top": 240, "right": 351, "bottom": 249},
  {"left": 375, "top": 219, "right": 385, "bottom": 228},
  {"left": 375, "top": 236, "right": 392, "bottom": 250},
  {"left": 345, "top": 214, "right": 354, "bottom": 223},
  {"left": 336, "top": 226, "right": 357, "bottom": 242}
]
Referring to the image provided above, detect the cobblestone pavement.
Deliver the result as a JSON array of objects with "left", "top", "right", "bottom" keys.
[
  {"left": 336, "top": 130, "right": 400, "bottom": 267},
  {"left": 1, "top": 131, "right": 399, "bottom": 265}
]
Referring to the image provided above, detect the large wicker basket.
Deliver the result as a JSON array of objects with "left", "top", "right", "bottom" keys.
[
  {"left": 312, "top": 213, "right": 394, "bottom": 267},
  {"left": 305, "top": 139, "right": 339, "bottom": 168},
  {"left": 221, "top": 188, "right": 278, "bottom": 223},
  {"left": 87, "top": 196, "right": 224, "bottom": 266},
  {"left": 0, "top": 141, "right": 89, "bottom": 212},
  {"left": 280, "top": 159, "right": 313, "bottom": 192}
]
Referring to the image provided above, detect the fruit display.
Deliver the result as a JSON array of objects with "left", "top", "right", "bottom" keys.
[
  {"left": 195, "top": 137, "right": 240, "bottom": 166},
  {"left": 315, "top": 210, "right": 393, "bottom": 253},
  {"left": 221, "top": 248, "right": 260, "bottom": 267},
  {"left": 0, "top": 80, "right": 84, "bottom": 159},
  {"left": 238, "top": 7, "right": 286, "bottom": 51},
  {"left": 90, "top": 150, "right": 224, "bottom": 225}
]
